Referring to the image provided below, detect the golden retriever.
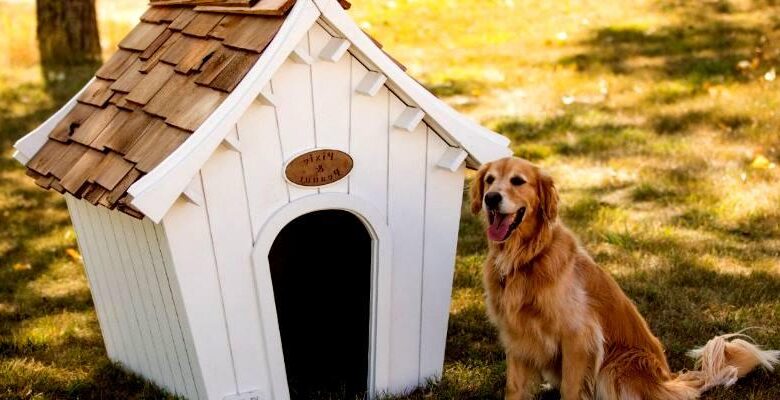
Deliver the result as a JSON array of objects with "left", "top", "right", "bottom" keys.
[{"left": 470, "top": 157, "right": 779, "bottom": 400}]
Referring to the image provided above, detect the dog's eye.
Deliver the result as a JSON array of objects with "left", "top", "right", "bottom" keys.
[
  {"left": 510, "top": 176, "right": 526, "bottom": 186},
  {"left": 485, "top": 175, "right": 495, "bottom": 184}
]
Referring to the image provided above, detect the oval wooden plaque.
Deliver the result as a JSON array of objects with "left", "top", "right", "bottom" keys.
[{"left": 285, "top": 149, "right": 354, "bottom": 187}]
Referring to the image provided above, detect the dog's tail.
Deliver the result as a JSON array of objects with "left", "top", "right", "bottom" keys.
[{"left": 660, "top": 331, "right": 779, "bottom": 399}]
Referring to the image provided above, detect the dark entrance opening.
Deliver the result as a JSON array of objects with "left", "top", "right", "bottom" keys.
[{"left": 269, "top": 210, "right": 372, "bottom": 399}]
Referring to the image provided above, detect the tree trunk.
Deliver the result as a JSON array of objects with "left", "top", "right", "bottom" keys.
[{"left": 36, "top": 0, "right": 101, "bottom": 96}]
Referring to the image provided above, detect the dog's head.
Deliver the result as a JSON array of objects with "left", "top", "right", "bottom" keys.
[{"left": 470, "top": 157, "right": 558, "bottom": 242}]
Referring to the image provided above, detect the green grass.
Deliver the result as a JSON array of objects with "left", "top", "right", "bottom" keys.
[{"left": 2, "top": 0, "right": 780, "bottom": 398}]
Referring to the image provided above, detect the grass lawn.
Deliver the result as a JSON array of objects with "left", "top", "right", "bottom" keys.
[{"left": 1, "top": 0, "right": 779, "bottom": 398}]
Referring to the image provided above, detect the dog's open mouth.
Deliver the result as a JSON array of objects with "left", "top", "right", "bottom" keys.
[{"left": 487, "top": 207, "right": 526, "bottom": 242}]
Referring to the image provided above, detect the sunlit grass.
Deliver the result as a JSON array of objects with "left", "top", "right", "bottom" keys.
[{"left": 1, "top": 0, "right": 779, "bottom": 398}]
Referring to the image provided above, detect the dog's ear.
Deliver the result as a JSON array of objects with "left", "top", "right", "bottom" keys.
[
  {"left": 537, "top": 170, "right": 558, "bottom": 223},
  {"left": 470, "top": 163, "right": 489, "bottom": 214}
]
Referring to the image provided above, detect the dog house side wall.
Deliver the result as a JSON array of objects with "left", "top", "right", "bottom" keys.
[{"left": 65, "top": 196, "right": 205, "bottom": 399}]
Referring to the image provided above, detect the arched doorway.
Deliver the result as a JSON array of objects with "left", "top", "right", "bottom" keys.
[{"left": 268, "top": 210, "right": 372, "bottom": 399}]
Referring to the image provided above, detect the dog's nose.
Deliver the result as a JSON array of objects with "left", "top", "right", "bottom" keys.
[{"left": 484, "top": 192, "right": 502, "bottom": 209}]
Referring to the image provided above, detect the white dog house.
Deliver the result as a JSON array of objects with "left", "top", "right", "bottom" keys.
[{"left": 14, "top": 0, "right": 510, "bottom": 399}]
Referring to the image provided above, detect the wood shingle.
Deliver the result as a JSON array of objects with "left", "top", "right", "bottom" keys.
[
  {"left": 59, "top": 149, "right": 104, "bottom": 194},
  {"left": 126, "top": 63, "right": 176, "bottom": 105},
  {"left": 78, "top": 79, "right": 115, "bottom": 107},
  {"left": 181, "top": 13, "right": 224, "bottom": 37},
  {"left": 95, "top": 50, "right": 138, "bottom": 80},
  {"left": 222, "top": 16, "right": 284, "bottom": 52},
  {"left": 118, "top": 22, "right": 169, "bottom": 51},
  {"left": 91, "top": 151, "right": 136, "bottom": 190},
  {"left": 49, "top": 103, "right": 98, "bottom": 142}
]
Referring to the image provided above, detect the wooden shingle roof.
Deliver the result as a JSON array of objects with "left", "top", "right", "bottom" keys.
[{"left": 25, "top": 1, "right": 297, "bottom": 218}]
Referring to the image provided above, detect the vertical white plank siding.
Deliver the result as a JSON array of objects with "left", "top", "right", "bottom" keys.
[
  {"left": 155, "top": 222, "right": 209, "bottom": 400},
  {"left": 88, "top": 205, "right": 147, "bottom": 376},
  {"left": 128, "top": 216, "right": 187, "bottom": 395},
  {"left": 145, "top": 220, "right": 201, "bottom": 400},
  {"left": 162, "top": 193, "right": 238, "bottom": 400},
  {"left": 386, "top": 95, "right": 428, "bottom": 392},
  {"left": 105, "top": 211, "right": 166, "bottom": 387},
  {"left": 350, "top": 57, "right": 389, "bottom": 219},
  {"left": 80, "top": 203, "right": 137, "bottom": 371},
  {"left": 200, "top": 146, "right": 272, "bottom": 393},
  {"left": 309, "top": 23, "right": 351, "bottom": 194},
  {"left": 123, "top": 221, "right": 184, "bottom": 393},
  {"left": 419, "top": 128, "right": 466, "bottom": 380},
  {"left": 118, "top": 213, "right": 178, "bottom": 392},
  {"left": 272, "top": 38, "right": 318, "bottom": 200},
  {"left": 141, "top": 218, "right": 197, "bottom": 397},
  {"left": 237, "top": 100, "right": 289, "bottom": 240},
  {"left": 73, "top": 201, "right": 131, "bottom": 366},
  {"left": 68, "top": 199, "right": 208, "bottom": 398},
  {"left": 65, "top": 197, "right": 120, "bottom": 361}
]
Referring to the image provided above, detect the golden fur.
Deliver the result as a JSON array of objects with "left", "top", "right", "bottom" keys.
[{"left": 471, "top": 157, "right": 779, "bottom": 400}]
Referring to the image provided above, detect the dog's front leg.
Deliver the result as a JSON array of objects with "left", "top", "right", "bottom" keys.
[
  {"left": 560, "top": 334, "right": 597, "bottom": 400},
  {"left": 505, "top": 354, "right": 538, "bottom": 400}
]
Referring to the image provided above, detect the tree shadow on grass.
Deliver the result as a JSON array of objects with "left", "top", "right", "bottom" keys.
[
  {"left": 491, "top": 110, "right": 656, "bottom": 162},
  {"left": 558, "top": 5, "right": 767, "bottom": 85},
  {"left": 647, "top": 107, "right": 756, "bottom": 137},
  {"left": 488, "top": 107, "right": 758, "bottom": 170}
]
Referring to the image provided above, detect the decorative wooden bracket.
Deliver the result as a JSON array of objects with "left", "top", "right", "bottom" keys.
[
  {"left": 221, "top": 128, "right": 241, "bottom": 153},
  {"left": 393, "top": 107, "right": 425, "bottom": 132},
  {"left": 355, "top": 71, "right": 387, "bottom": 96},
  {"left": 256, "top": 89, "right": 276, "bottom": 107},
  {"left": 290, "top": 48, "right": 314, "bottom": 65},
  {"left": 437, "top": 147, "right": 469, "bottom": 172},
  {"left": 181, "top": 176, "right": 203, "bottom": 206},
  {"left": 319, "top": 38, "right": 351, "bottom": 62}
]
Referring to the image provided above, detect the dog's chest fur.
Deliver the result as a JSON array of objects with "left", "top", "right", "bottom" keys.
[{"left": 484, "top": 252, "right": 589, "bottom": 369}]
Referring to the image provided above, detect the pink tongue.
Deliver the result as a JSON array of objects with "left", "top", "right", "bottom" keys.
[{"left": 487, "top": 214, "right": 512, "bottom": 241}]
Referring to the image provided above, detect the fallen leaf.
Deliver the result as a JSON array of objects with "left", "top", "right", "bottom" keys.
[
  {"left": 66, "top": 248, "right": 83, "bottom": 263},
  {"left": 751, "top": 155, "right": 777, "bottom": 169},
  {"left": 12, "top": 263, "right": 32, "bottom": 272}
]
